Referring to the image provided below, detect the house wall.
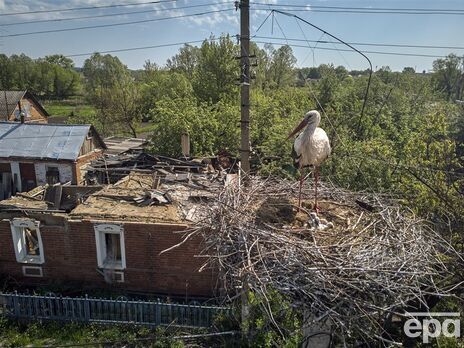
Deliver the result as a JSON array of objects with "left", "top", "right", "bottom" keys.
[
  {"left": 34, "top": 162, "right": 73, "bottom": 185},
  {"left": 8, "top": 97, "right": 47, "bottom": 124},
  {"left": 0, "top": 151, "right": 104, "bottom": 189},
  {"left": 73, "top": 150, "right": 104, "bottom": 185},
  {"left": 0, "top": 217, "right": 215, "bottom": 298}
]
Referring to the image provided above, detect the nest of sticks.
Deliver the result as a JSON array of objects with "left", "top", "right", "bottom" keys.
[{"left": 183, "top": 176, "right": 460, "bottom": 341}]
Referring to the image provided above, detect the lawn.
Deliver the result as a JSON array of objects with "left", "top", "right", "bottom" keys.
[
  {"left": 0, "top": 318, "right": 185, "bottom": 347},
  {"left": 43, "top": 97, "right": 96, "bottom": 119}
]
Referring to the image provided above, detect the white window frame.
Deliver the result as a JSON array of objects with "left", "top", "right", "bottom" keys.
[
  {"left": 94, "top": 224, "right": 126, "bottom": 270},
  {"left": 22, "top": 266, "right": 43, "bottom": 277},
  {"left": 10, "top": 219, "right": 45, "bottom": 264},
  {"left": 114, "top": 271, "right": 124, "bottom": 283}
]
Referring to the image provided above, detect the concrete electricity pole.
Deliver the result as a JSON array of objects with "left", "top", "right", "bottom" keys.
[{"left": 239, "top": 0, "right": 251, "bottom": 174}]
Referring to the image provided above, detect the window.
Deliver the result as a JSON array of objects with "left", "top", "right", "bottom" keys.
[
  {"left": 94, "top": 224, "right": 126, "bottom": 270},
  {"left": 10, "top": 219, "right": 44, "bottom": 264},
  {"left": 46, "top": 166, "right": 60, "bottom": 185}
]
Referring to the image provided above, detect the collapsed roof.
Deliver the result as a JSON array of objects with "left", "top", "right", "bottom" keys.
[{"left": 0, "top": 151, "right": 237, "bottom": 224}]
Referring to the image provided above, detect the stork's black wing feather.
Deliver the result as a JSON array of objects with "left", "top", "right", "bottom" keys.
[{"left": 291, "top": 143, "right": 300, "bottom": 169}]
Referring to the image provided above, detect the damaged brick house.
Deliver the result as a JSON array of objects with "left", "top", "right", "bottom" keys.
[
  {"left": 0, "top": 171, "right": 218, "bottom": 298},
  {"left": 0, "top": 122, "right": 105, "bottom": 199}
]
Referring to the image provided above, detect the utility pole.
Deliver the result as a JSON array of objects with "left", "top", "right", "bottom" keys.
[
  {"left": 239, "top": 0, "right": 250, "bottom": 174},
  {"left": 237, "top": 3, "right": 251, "bottom": 337}
]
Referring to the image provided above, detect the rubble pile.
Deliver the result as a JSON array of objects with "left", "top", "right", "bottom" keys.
[{"left": 85, "top": 151, "right": 238, "bottom": 185}]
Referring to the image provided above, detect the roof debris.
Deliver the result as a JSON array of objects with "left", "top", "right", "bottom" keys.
[
  {"left": 103, "top": 136, "right": 147, "bottom": 155},
  {"left": 0, "top": 150, "right": 237, "bottom": 224}
]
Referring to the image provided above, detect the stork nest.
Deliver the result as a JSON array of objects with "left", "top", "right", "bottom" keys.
[{"left": 172, "top": 176, "right": 462, "bottom": 343}]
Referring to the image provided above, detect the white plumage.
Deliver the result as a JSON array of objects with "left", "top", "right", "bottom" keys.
[
  {"left": 287, "top": 110, "right": 331, "bottom": 211},
  {"left": 292, "top": 112, "right": 331, "bottom": 168}
]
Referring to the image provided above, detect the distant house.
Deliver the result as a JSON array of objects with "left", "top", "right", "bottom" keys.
[
  {"left": 0, "top": 122, "right": 106, "bottom": 199},
  {"left": 0, "top": 90, "right": 49, "bottom": 123}
]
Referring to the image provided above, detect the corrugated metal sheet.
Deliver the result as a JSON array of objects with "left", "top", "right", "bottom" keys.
[
  {"left": 0, "top": 122, "right": 91, "bottom": 161},
  {"left": 103, "top": 136, "right": 146, "bottom": 155}
]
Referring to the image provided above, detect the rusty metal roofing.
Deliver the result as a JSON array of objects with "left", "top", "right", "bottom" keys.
[{"left": 0, "top": 122, "right": 92, "bottom": 160}]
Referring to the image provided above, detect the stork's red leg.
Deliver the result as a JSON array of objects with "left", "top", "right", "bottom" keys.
[
  {"left": 298, "top": 170, "right": 304, "bottom": 209},
  {"left": 314, "top": 166, "right": 320, "bottom": 213}
]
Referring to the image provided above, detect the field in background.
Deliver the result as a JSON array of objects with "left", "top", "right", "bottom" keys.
[{"left": 43, "top": 96, "right": 96, "bottom": 123}]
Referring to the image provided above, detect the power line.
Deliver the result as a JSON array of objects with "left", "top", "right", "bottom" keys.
[
  {"left": 64, "top": 38, "right": 219, "bottom": 57},
  {"left": 253, "top": 40, "right": 450, "bottom": 58},
  {"left": 0, "top": 2, "right": 231, "bottom": 27},
  {"left": 0, "top": 0, "right": 178, "bottom": 17},
  {"left": 251, "top": 2, "right": 464, "bottom": 15},
  {"left": 252, "top": 2, "right": 464, "bottom": 12},
  {"left": 0, "top": 9, "right": 234, "bottom": 38},
  {"left": 343, "top": 153, "right": 464, "bottom": 177},
  {"left": 264, "top": 9, "right": 464, "bottom": 15},
  {"left": 254, "top": 36, "right": 464, "bottom": 51}
]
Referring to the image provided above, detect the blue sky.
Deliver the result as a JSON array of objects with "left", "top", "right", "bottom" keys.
[{"left": 1, "top": 0, "right": 463, "bottom": 71}]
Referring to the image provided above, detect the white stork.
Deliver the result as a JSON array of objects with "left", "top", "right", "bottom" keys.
[{"left": 287, "top": 110, "right": 331, "bottom": 212}]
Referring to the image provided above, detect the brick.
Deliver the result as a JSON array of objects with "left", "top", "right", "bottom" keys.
[{"left": 0, "top": 218, "right": 216, "bottom": 297}]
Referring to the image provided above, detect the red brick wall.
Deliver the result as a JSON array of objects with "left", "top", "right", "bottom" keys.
[
  {"left": 73, "top": 150, "right": 103, "bottom": 185},
  {"left": 0, "top": 219, "right": 216, "bottom": 298}
]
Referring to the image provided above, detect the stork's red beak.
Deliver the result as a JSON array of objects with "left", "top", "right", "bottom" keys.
[{"left": 286, "top": 118, "right": 309, "bottom": 140}]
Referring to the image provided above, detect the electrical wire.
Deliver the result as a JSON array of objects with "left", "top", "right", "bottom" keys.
[
  {"left": 271, "top": 9, "right": 373, "bottom": 129},
  {"left": 64, "top": 38, "right": 220, "bottom": 57},
  {"left": 254, "top": 36, "right": 464, "bottom": 51},
  {"left": 253, "top": 41, "right": 450, "bottom": 59},
  {"left": 254, "top": 8, "right": 464, "bottom": 15},
  {"left": 0, "top": 2, "right": 232, "bottom": 27},
  {"left": 253, "top": 2, "right": 464, "bottom": 12},
  {"left": 0, "top": 9, "right": 234, "bottom": 38},
  {"left": 261, "top": 10, "right": 379, "bottom": 191},
  {"left": 0, "top": 0, "right": 178, "bottom": 17},
  {"left": 343, "top": 153, "right": 464, "bottom": 177},
  {"left": 251, "top": 2, "right": 464, "bottom": 15}
]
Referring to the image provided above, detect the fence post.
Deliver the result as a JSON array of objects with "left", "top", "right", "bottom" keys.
[
  {"left": 12, "top": 291, "right": 20, "bottom": 317},
  {"left": 155, "top": 299, "right": 161, "bottom": 325},
  {"left": 84, "top": 295, "right": 90, "bottom": 322}
]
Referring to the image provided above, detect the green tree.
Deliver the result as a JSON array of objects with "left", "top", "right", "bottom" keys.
[
  {"left": 432, "top": 54, "right": 464, "bottom": 101},
  {"left": 192, "top": 36, "right": 238, "bottom": 103},
  {"left": 268, "top": 45, "right": 297, "bottom": 88},
  {"left": 83, "top": 53, "right": 140, "bottom": 136},
  {"left": 44, "top": 55, "right": 74, "bottom": 69},
  {"left": 166, "top": 44, "right": 200, "bottom": 79}
]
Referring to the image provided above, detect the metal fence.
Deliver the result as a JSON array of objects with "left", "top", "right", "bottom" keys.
[{"left": 0, "top": 292, "right": 229, "bottom": 328}]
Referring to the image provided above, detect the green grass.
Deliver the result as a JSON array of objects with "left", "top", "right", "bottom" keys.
[
  {"left": 0, "top": 317, "right": 185, "bottom": 347},
  {"left": 43, "top": 99, "right": 96, "bottom": 118}
]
